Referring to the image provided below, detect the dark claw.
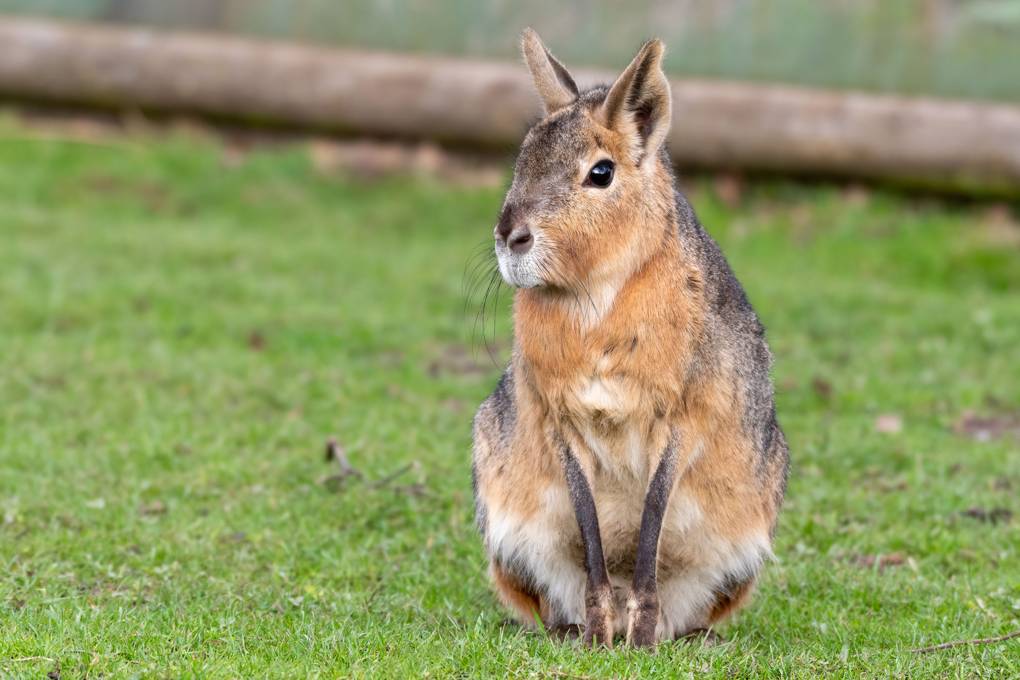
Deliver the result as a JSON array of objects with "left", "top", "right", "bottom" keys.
[
  {"left": 582, "top": 583, "right": 615, "bottom": 649},
  {"left": 582, "top": 614, "right": 613, "bottom": 649}
]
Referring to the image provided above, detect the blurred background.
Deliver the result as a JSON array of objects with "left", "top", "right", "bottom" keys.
[
  {"left": 5, "top": 0, "right": 1020, "bottom": 101},
  {"left": 0, "top": 2, "right": 1018, "bottom": 677}
]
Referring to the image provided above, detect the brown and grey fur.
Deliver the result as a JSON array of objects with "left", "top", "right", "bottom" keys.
[{"left": 472, "top": 29, "right": 789, "bottom": 648}]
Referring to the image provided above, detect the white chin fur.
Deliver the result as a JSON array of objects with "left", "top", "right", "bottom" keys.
[{"left": 496, "top": 244, "right": 544, "bottom": 289}]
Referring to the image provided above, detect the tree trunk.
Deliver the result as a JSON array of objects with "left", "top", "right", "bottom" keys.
[{"left": 1, "top": 17, "right": 1019, "bottom": 195}]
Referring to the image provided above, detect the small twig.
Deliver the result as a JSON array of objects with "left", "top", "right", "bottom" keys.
[
  {"left": 368, "top": 462, "right": 415, "bottom": 489},
  {"left": 3, "top": 656, "right": 55, "bottom": 663},
  {"left": 362, "top": 578, "right": 386, "bottom": 611},
  {"left": 319, "top": 438, "right": 364, "bottom": 492},
  {"left": 911, "top": 629, "right": 1020, "bottom": 654},
  {"left": 324, "top": 438, "right": 361, "bottom": 477}
]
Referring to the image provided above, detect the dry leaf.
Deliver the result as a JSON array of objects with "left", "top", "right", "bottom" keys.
[
  {"left": 961, "top": 507, "right": 1013, "bottom": 525},
  {"left": 139, "top": 500, "right": 167, "bottom": 516},
  {"left": 953, "top": 411, "right": 1020, "bottom": 442},
  {"left": 875, "top": 414, "right": 903, "bottom": 434},
  {"left": 851, "top": 552, "right": 907, "bottom": 571}
]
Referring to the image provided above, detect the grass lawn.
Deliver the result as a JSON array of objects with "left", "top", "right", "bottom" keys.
[{"left": 1, "top": 116, "right": 1018, "bottom": 678}]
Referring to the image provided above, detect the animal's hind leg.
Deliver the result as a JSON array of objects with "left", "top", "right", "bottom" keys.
[
  {"left": 490, "top": 562, "right": 583, "bottom": 641},
  {"left": 661, "top": 572, "right": 757, "bottom": 641},
  {"left": 489, "top": 562, "right": 547, "bottom": 627},
  {"left": 669, "top": 578, "right": 756, "bottom": 646},
  {"left": 706, "top": 575, "right": 756, "bottom": 626}
]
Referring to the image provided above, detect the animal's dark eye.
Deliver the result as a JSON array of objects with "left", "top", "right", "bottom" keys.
[{"left": 585, "top": 160, "right": 615, "bottom": 188}]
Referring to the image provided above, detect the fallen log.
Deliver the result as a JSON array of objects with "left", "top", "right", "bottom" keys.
[{"left": 1, "top": 17, "right": 1019, "bottom": 195}]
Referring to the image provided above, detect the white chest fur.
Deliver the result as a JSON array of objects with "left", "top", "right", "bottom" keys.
[{"left": 569, "top": 370, "right": 659, "bottom": 481}]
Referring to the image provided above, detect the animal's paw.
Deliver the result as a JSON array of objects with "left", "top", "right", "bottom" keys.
[
  {"left": 582, "top": 583, "right": 615, "bottom": 649},
  {"left": 625, "top": 590, "right": 660, "bottom": 648}
]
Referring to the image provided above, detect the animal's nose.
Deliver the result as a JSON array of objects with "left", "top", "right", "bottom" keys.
[
  {"left": 494, "top": 204, "right": 534, "bottom": 254},
  {"left": 507, "top": 227, "right": 533, "bottom": 254}
]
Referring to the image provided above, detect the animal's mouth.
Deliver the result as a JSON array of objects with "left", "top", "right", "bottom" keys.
[{"left": 495, "top": 240, "right": 544, "bottom": 289}]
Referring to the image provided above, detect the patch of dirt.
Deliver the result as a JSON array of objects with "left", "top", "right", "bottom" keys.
[
  {"left": 441, "top": 398, "right": 467, "bottom": 414},
  {"left": 132, "top": 296, "right": 151, "bottom": 313},
  {"left": 953, "top": 410, "right": 1020, "bottom": 442},
  {"left": 220, "top": 531, "right": 249, "bottom": 545},
  {"left": 857, "top": 467, "right": 907, "bottom": 492},
  {"left": 712, "top": 173, "right": 744, "bottom": 208},
  {"left": 811, "top": 376, "right": 833, "bottom": 401},
  {"left": 375, "top": 350, "right": 406, "bottom": 369},
  {"left": 8, "top": 104, "right": 507, "bottom": 188},
  {"left": 76, "top": 578, "right": 129, "bottom": 601},
  {"left": 139, "top": 500, "right": 167, "bottom": 516},
  {"left": 308, "top": 139, "right": 505, "bottom": 187},
  {"left": 427, "top": 343, "right": 505, "bottom": 378},
  {"left": 12, "top": 104, "right": 126, "bottom": 143},
  {"left": 849, "top": 552, "right": 907, "bottom": 571},
  {"left": 83, "top": 174, "right": 176, "bottom": 214},
  {"left": 247, "top": 330, "right": 266, "bottom": 352},
  {"left": 841, "top": 183, "right": 872, "bottom": 206},
  {"left": 960, "top": 507, "right": 1013, "bottom": 525},
  {"left": 977, "top": 203, "right": 1020, "bottom": 248},
  {"left": 876, "top": 478, "right": 909, "bottom": 493}
]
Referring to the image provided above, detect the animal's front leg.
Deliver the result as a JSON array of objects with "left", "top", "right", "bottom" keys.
[
  {"left": 559, "top": 439, "right": 614, "bottom": 648},
  {"left": 626, "top": 433, "right": 680, "bottom": 647}
]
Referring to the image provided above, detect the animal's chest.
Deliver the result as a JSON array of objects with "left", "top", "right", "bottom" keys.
[
  {"left": 562, "top": 360, "right": 664, "bottom": 481},
  {"left": 574, "top": 369, "right": 639, "bottom": 423}
]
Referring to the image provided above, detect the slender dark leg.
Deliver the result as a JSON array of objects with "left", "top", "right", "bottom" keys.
[
  {"left": 626, "top": 434, "right": 679, "bottom": 647},
  {"left": 559, "top": 441, "right": 614, "bottom": 648}
]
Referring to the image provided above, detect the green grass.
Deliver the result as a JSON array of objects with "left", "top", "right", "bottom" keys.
[{"left": 1, "top": 117, "right": 1018, "bottom": 678}]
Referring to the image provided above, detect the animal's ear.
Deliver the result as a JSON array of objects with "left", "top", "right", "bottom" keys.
[
  {"left": 600, "top": 39, "right": 672, "bottom": 162},
  {"left": 521, "top": 28, "right": 578, "bottom": 115}
]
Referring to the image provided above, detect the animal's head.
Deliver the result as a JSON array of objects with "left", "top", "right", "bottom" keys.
[{"left": 495, "top": 29, "right": 675, "bottom": 292}]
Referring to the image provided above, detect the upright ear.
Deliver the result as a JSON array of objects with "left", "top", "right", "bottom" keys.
[
  {"left": 600, "top": 39, "right": 672, "bottom": 162},
  {"left": 521, "top": 28, "right": 578, "bottom": 115}
]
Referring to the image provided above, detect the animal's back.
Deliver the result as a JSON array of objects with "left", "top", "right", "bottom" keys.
[{"left": 675, "top": 190, "right": 789, "bottom": 509}]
